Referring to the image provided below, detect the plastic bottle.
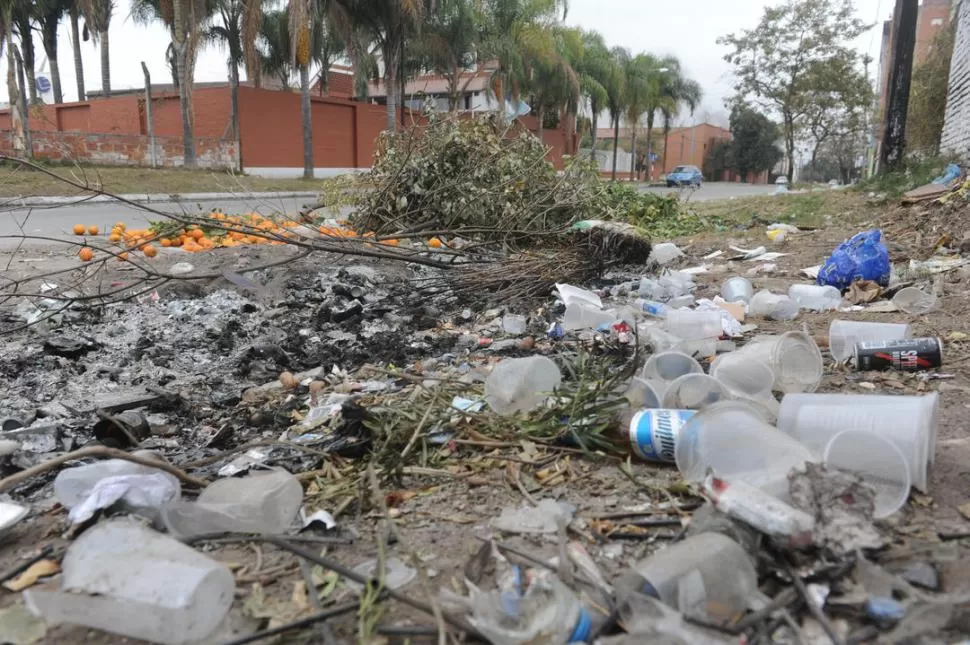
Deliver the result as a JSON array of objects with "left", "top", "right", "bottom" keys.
[
  {"left": 635, "top": 299, "right": 668, "bottom": 317},
  {"left": 788, "top": 284, "right": 842, "bottom": 311},
  {"left": 613, "top": 532, "right": 758, "bottom": 623},
  {"left": 24, "top": 519, "right": 234, "bottom": 645}
]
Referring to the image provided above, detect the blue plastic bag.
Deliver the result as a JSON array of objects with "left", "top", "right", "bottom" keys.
[{"left": 817, "top": 229, "right": 890, "bottom": 290}]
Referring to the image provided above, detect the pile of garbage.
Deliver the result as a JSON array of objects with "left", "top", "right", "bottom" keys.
[{"left": 0, "top": 215, "right": 967, "bottom": 644}]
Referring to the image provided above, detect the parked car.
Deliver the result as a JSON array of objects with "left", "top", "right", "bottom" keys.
[{"left": 666, "top": 165, "right": 703, "bottom": 187}]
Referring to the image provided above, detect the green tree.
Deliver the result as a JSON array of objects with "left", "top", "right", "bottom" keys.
[
  {"left": 729, "top": 104, "right": 783, "bottom": 181},
  {"left": 800, "top": 54, "right": 872, "bottom": 171},
  {"left": 206, "top": 0, "right": 265, "bottom": 146},
  {"left": 529, "top": 25, "right": 580, "bottom": 142},
  {"left": 412, "top": 0, "right": 478, "bottom": 111},
  {"left": 577, "top": 30, "right": 614, "bottom": 161},
  {"left": 258, "top": 9, "right": 292, "bottom": 87},
  {"left": 78, "top": 0, "right": 113, "bottom": 95},
  {"left": 605, "top": 45, "right": 628, "bottom": 180},
  {"left": 330, "top": 0, "right": 434, "bottom": 131},
  {"left": 719, "top": 0, "right": 867, "bottom": 181},
  {"left": 656, "top": 56, "right": 702, "bottom": 174},
  {"left": 623, "top": 53, "right": 664, "bottom": 180},
  {"left": 907, "top": 20, "right": 955, "bottom": 155}
]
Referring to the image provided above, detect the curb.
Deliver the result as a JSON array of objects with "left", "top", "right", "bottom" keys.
[{"left": 6, "top": 191, "right": 321, "bottom": 207}]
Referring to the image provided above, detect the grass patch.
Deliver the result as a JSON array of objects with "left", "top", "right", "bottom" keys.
[
  {"left": 689, "top": 191, "right": 873, "bottom": 233},
  {"left": 0, "top": 162, "right": 332, "bottom": 197},
  {"left": 855, "top": 156, "right": 953, "bottom": 198}
]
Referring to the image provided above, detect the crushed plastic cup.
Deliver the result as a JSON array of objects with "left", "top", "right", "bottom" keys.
[
  {"left": 502, "top": 314, "right": 527, "bottom": 335},
  {"left": 562, "top": 301, "right": 616, "bottom": 331},
  {"left": 625, "top": 377, "right": 664, "bottom": 409},
  {"left": 24, "top": 519, "right": 234, "bottom": 645},
  {"left": 788, "top": 284, "right": 842, "bottom": 311},
  {"left": 485, "top": 356, "right": 562, "bottom": 416},
  {"left": 641, "top": 350, "right": 703, "bottom": 384},
  {"left": 748, "top": 290, "right": 799, "bottom": 321},
  {"left": 777, "top": 392, "right": 938, "bottom": 493},
  {"left": 829, "top": 320, "right": 911, "bottom": 362},
  {"left": 892, "top": 287, "right": 937, "bottom": 315},
  {"left": 823, "top": 430, "right": 911, "bottom": 519},
  {"left": 661, "top": 374, "right": 729, "bottom": 410},
  {"left": 675, "top": 401, "right": 815, "bottom": 498},
  {"left": 650, "top": 242, "right": 684, "bottom": 265},
  {"left": 161, "top": 468, "right": 304, "bottom": 538},
  {"left": 665, "top": 310, "right": 722, "bottom": 340},
  {"left": 555, "top": 283, "right": 602, "bottom": 308},
  {"left": 721, "top": 277, "right": 754, "bottom": 304},
  {"left": 736, "top": 332, "right": 823, "bottom": 393},
  {"left": 615, "top": 532, "right": 758, "bottom": 623}
]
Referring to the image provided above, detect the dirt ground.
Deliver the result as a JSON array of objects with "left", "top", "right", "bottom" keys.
[{"left": 0, "top": 190, "right": 969, "bottom": 644}]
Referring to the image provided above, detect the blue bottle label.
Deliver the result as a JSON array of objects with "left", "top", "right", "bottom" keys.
[{"left": 628, "top": 409, "right": 696, "bottom": 462}]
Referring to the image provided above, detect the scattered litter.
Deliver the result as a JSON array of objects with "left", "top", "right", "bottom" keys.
[
  {"left": 650, "top": 242, "right": 684, "bottom": 265},
  {"left": 818, "top": 229, "right": 890, "bottom": 289},
  {"left": 491, "top": 499, "right": 575, "bottom": 534},
  {"left": 346, "top": 557, "right": 416, "bottom": 593},
  {"left": 301, "top": 509, "right": 337, "bottom": 531},
  {"left": 484, "top": 356, "right": 562, "bottom": 416},
  {"left": 3, "top": 560, "right": 60, "bottom": 592}
]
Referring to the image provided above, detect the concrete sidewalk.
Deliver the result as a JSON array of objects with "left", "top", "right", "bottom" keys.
[{"left": 3, "top": 191, "right": 322, "bottom": 208}]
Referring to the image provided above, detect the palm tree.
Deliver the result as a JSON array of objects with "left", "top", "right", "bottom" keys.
[
  {"left": 258, "top": 9, "right": 292, "bottom": 88},
  {"left": 478, "top": 0, "right": 567, "bottom": 117},
  {"left": 69, "top": 4, "right": 85, "bottom": 100},
  {"left": 206, "top": 0, "right": 264, "bottom": 146},
  {"left": 656, "top": 57, "right": 702, "bottom": 176},
  {"left": 623, "top": 53, "right": 661, "bottom": 181},
  {"left": 10, "top": 0, "right": 36, "bottom": 103},
  {"left": 330, "top": 0, "right": 433, "bottom": 131},
  {"left": 78, "top": 0, "right": 113, "bottom": 95},
  {"left": 605, "top": 46, "right": 628, "bottom": 181},
  {"left": 529, "top": 25, "right": 580, "bottom": 142},
  {"left": 577, "top": 30, "right": 612, "bottom": 163},
  {"left": 412, "top": 0, "right": 477, "bottom": 111},
  {"left": 37, "top": 0, "right": 71, "bottom": 103},
  {"left": 311, "top": 13, "right": 344, "bottom": 95},
  {"left": 2, "top": 3, "right": 27, "bottom": 153}
]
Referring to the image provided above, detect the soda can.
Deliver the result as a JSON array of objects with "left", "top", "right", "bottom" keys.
[
  {"left": 854, "top": 337, "right": 943, "bottom": 372},
  {"left": 628, "top": 409, "right": 695, "bottom": 463}
]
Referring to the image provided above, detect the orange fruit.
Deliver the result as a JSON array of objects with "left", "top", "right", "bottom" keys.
[
  {"left": 72, "top": 224, "right": 86, "bottom": 236},
  {"left": 114, "top": 222, "right": 125, "bottom": 230},
  {"left": 382, "top": 239, "right": 399, "bottom": 246},
  {"left": 143, "top": 245, "right": 157, "bottom": 258},
  {"left": 78, "top": 247, "right": 94, "bottom": 261},
  {"left": 109, "top": 233, "right": 121, "bottom": 243},
  {"left": 87, "top": 225, "right": 99, "bottom": 235},
  {"left": 117, "top": 252, "right": 129, "bottom": 261},
  {"left": 160, "top": 239, "right": 172, "bottom": 248},
  {"left": 428, "top": 237, "right": 443, "bottom": 248},
  {"left": 190, "top": 229, "right": 205, "bottom": 240}
]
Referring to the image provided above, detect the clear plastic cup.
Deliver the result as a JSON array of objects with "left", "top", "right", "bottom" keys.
[
  {"left": 562, "top": 301, "right": 615, "bottom": 331},
  {"left": 823, "top": 430, "right": 911, "bottom": 519},
  {"left": 709, "top": 353, "right": 779, "bottom": 418},
  {"left": 675, "top": 401, "right": 816, "bottom": 498},
  {"left": 721, "top": 277, "right": 754, "bottom": 304},
  {"left": 664, "top": 310, "right": 722, "bottom": 340},
  {"left": 829, "top": 320, "right": 911, "bottom": 362},
  {"left": 661, "top": 374, "right": 729, "bottom": 410},
  {"left": 748, "top": 290, "right": 799, "bottom": 321},
  {"left": 641, "top": 350, "right": 703, "bottom": 383},
  {"left": 776, "top": 392, "right": 938, "bottom": 492},
  {"left": 625, "top": 377, "right": 664, "bottom": 409},
  {"left": 892, "top": 287, "right": 937, "bottom": 315},
  {"left": 788, "top": 284, "right": 842, "bottom": 311},
  {"left": 736, "top": 332, "right": 823, "bottom": 393}
]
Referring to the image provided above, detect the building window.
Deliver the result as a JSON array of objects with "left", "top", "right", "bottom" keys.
[{"left": 931, "top": 17, "right": 944, "bottom": 26}]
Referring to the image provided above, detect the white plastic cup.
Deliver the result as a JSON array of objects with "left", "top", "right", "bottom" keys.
[
  {"left": 721, "top": 277, "right": 754, "bottom": 304},
  {"left": 829, "top": 320, "right": 911, "bottom": 362},
  {"left": 641, "top": 350, "right": 703, "bottom": 383},
  {"left": 709, "top": 352, "right": 779, "bottom": 418},
  {"left": 749, "top": 290, "right": 799, "bottom": 321},
  {"left": 675, "top": 401, "right": 816, "bottom": 498},
  {"left": 893, "top": 287, "right": 937, "bottom": 315},
  {"left": 562, "top": 301, "right": 615, "bottom": 331},
  {"left": 788, "top": 284, "right": 842, "bottom": 311},
  {"left": 625, "top": 377, "right": 664, "bottom": 409},
  {"left": 777, "top": 392, "right": 938, "bottom": 493},
  {"left": 823, "top": 430, "right": 911, "bottom": 519},
  {"left": 484, "top": 356, "right": 563, "bottom": 416},
  {"left": 665, "top": 310, "right": 722, "bottom": 340},
  {"left": 662, "top": 374, "right": 729, "bottom": 410},
  {"left": 24, "top": 519, "right": 234, "bottom": 644},
  {"left": 736, "top": 332, "right": 823, "bottom": 393}
]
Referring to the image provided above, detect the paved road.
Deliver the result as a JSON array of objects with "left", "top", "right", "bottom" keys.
[
  {"left": 0, "top": 195, "right": 313, "bottom": 240},
  {"left": 639, "top": 182, "right": 778, "bottom": 201}
]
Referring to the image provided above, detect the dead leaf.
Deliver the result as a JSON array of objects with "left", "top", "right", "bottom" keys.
[
  {"left": 291, "top": 581, "right": 309, "bottom": 611},
  {"left": 947, "top": 331, "right": 970, "bottom": 342},
  {"left": 3, "top": 560, "right": 60, "bottom": 592},
  {"left": 958, "top": 502, "right": 970, "bottom": 521}
]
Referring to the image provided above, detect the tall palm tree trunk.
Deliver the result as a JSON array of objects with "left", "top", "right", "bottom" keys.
[
  {"left": 663, "top": 129, "right": 670, "bottom": 176},
  {"left": 229, "top": 62, "right": 241, "bottom": 169},
  {"left": 645, "top": 115, "right": 654, "bottom": 182},
  {"left": 629, "top": 129, "right": 637, "bottom": 182},
  {"left": 99, "top": 28, "right": 110, "bottom": 95},
  {"left": 300, "top": 64, "right": 313, "bottom": 179},
  {"left": 610, "top": 115, "right": 619, "bottom": 181},
  {"left": 41, "top": 23, "right": 63, "bottom": 104},
  {"left": 173, "top": 0, "right": 195, "bottom": 166},
  {"left": 589, "top": 102, "right": 598, "bottom": 162},
  {"left": 70, "top": 7, "right": 85, "bottom": 101},
  {"left": 7, "top": 35, "right": 26, "bottom": 155},
  {"left": 385, "top": 45, "right": 399, "bottom": 132},
  {"left": 536, "top": 106, "right": 544, "bottom": 145},
  {"left": 16, "top": 21, "right": 37, "bottom": 103}
]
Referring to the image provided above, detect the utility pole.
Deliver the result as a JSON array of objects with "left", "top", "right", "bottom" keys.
[{"left": 880, "top": 0, "right": 918, "bottom": 171}]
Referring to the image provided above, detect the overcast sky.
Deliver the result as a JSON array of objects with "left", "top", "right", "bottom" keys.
[{"left": 1, "top": 0, "right": 890, "bottom": 117}]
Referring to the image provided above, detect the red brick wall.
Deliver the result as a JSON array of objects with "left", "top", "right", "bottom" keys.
[{"left": 0, "top": 130, "right": 237, "bottom": 168}]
